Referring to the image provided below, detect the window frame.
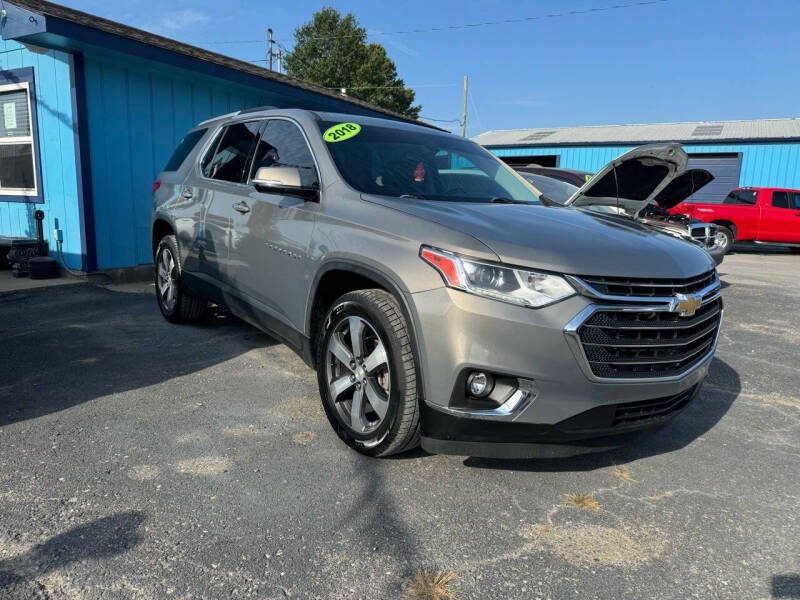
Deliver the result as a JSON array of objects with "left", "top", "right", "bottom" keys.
[
  {"left": 245, "top": 116, "right": 321, "bottom": 189},
  {"left": 0, "top": 67, "right": 43, "bottom": 203},
  {"left": 771, "top": 190, "right": 791, "bottom": 209},
  {"left": 197, "top": 118, "right": 263, "bottom": 187}
]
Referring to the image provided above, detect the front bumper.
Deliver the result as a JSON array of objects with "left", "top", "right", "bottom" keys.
[{"left": 407, "top": 286, "right": 716, "bottom": 458}]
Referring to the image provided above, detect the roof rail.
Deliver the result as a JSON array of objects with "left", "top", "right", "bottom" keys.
[{"left": 237, "top": 105, "right": 279, "bottom": 115}]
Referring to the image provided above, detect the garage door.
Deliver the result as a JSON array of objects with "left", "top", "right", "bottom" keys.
[{"left": 685, "top": 153, "right": 742, "bottom": 204}]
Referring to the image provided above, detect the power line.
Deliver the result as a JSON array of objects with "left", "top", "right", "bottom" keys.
[
  {"left": 421, "top": 116, "right": 461, "bottom": 123},
  {"left": 189, "top": 0, "right": 670, "bottom": 46}
]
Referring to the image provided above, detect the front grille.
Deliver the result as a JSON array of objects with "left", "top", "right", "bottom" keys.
[
  {"left": 578, "top": 298, "right": 722, "bottom": 378},
  {"left": 612, "top": 385, "right": 697, "bottom": 426},
  {"left": 578, "top": 269, "right": 717, "bottom": 298},
  {"left": 690, "top": 223, "right": 717, "bottom": 248}
]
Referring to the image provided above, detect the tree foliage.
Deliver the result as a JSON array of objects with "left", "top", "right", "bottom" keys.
[{"left": 284, "top": 8, "right": 421, "bottom": 119}]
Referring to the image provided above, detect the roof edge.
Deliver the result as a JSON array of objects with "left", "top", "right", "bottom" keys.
[
  {"left": 482, "top": 137, "right": 800, "bottom": 149},
  {"left": 2, "top": 0, "right": 443, "bottom": 130}
]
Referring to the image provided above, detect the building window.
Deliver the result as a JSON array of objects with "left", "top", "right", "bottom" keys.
[{"left": 0, "top": 68, "right": 42, "bottom": 203}]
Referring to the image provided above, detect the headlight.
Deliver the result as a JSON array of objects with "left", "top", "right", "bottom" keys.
[{"left": 420, "top": 246, "right": 575, "bottom": 308}]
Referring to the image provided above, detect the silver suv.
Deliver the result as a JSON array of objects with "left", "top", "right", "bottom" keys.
[{"left": 152, "top": 108, "right": 722, "bottom": 458}]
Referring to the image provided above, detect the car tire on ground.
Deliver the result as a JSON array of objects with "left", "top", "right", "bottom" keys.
[
  {"left": 154, "top": 235, "right": 207, "bottom": 324},
  {"left": 715, "top": 225, "right": 735, "bottom": 254},
  {"left": 316, "top": 289, "right": 420, "bottom": 457},
  {"left": 790, "top": 247, "right": 800, "bottom": 255}
]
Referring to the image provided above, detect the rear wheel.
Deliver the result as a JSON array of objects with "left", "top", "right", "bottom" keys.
[
  {"left": 714, "top": 226, "right": 735, "bottom": 254},
  {"left": 316, "top": 289, "right": 420, "bottom": 457},
  {"left": 154, "top": 235, "right": 207, "bottom": 323}
]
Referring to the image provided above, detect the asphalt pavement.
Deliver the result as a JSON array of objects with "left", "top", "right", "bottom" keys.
[{"left": 0, "top": 251, "right": 798, "bottom": 599}]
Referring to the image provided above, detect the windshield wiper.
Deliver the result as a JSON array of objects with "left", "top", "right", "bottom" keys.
[
  {"left": 400, "top": 194, "right": 426, "bottom": 199},
  {"left": 489, "top": 197, "right": 529, "bottom": 204}
]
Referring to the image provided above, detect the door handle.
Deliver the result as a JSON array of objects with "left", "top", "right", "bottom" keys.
[
  {"left": 233, "top": 201, "right": 251, "bottom": 214},
  {"left": 181, "top": 188, "right": 193, "bottom": 199}
]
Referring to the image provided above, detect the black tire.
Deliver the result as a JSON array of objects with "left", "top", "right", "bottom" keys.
[
  {"left": 790, "top": 247, "right": 800, "bottom": 255},
  {"left": 154, "top": 235, "right": 207, "bottom": 324},
  {"left": 715, "top": 225, "right": 735, "bottom": 255},
  {"left": 316, "top": 289, "right": 420, "bottom": 457}
]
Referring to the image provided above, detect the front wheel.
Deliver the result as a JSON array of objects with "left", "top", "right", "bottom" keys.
[
  {"left": 714, "top": 226, "right": 735, "bottom": 254},
  {"left": 316, "top": 289, "right": 420, "bottom": 457},
  {"left": 154, "top": 235, "right": 207, "bottom": 323}
]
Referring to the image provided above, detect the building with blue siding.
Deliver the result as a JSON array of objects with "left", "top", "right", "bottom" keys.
[
  {"left": 0, "top": 0, "right": 421, "bottom": 273},
  {"left": 474, "top": 119, "right": 800, "bottom": 205}
]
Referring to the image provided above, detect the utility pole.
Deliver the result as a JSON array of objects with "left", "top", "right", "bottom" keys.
[
  {"left": 461, "top": 75, "right": 468, "bottom": 137},
  {"left": 276, "top": 48, "right": 282, "bottom": 74},
  {"left": 268, "top": 28, "right": 274, "bottom": 71}
]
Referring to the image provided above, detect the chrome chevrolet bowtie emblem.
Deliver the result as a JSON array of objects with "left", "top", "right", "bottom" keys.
[{"left": 671, "top": 293, "right": 703, "bottom": 317}]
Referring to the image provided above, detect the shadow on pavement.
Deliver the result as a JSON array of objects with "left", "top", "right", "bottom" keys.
[
  {"left": 1, "top": 285, "right": 275, "bottom": 427},
  {"left": 0, "top": 511, "right": 146, "bottom": 593},
  {"left": 463, "top": 357, "right": 740, "bottom": 473},
  {"left": 771, "top": 574, "right": 800, "bottom": 598}
]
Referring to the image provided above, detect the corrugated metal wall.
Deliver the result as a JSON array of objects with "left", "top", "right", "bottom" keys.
[
  {"left": 491, "top": 142, "right": 800, "bottom": 198},
  {"left": 0, "top": 39, "right": 82, "bottom": 268},
  {"left": 82, "top": 53, "right": 295, "bottom": 270}
]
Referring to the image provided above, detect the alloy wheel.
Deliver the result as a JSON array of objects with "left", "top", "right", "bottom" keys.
[
  {"left": 325, "top": 315, "right": 391, "bottom": 438},
  {"left": 157, "top": 248, "right": 178, "bottom": 312}
]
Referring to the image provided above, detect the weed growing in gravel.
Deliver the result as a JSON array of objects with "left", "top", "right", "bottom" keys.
[
  {"left": 405, "top": 569, "right": 458, "bottom": 600},
  {"left": 564, "top": 493, "right": 600, "bottom": 511},
  {"left": 613, "top": 465, "right": 632, "bottom": 481}
]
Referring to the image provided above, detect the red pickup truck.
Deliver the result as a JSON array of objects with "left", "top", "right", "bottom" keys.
[{"left": 670, "top": 187, "right": 800, "bottom": 254}]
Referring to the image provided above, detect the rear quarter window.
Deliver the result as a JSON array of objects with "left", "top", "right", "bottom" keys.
[
  {"left": 722, "top": 189, "right": 758, "bottom": 205},
  {"left": 163, "top": 128, "right": 207, "bottom": 172}
]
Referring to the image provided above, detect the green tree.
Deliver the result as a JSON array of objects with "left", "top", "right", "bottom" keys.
[{"left": 284, "top": 8, "right": 421, "bottom": 119}]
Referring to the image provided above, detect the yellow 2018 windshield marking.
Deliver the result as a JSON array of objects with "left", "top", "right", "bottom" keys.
[{"left": 324, "top": 122, "right": 361, "bottom": 142}]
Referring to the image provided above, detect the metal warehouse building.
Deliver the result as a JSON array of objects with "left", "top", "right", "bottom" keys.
[
  {"left": 0, "top": 0, "right": 416, "bottom": 274},
  {"left": 475, "top": 119, "right": 800, "bottom": 204}
]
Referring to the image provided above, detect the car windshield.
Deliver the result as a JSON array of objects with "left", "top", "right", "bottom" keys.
[
  {"left": 318, "top": 121, "right": 540, "bottom": 203},
  {"left": 520, "top": 172, "right": 580, "bottom": 204}
]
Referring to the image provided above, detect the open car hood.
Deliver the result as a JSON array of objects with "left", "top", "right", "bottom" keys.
[
  {"left": 653, "top": 168, "right": 714, "bottom": 209},
  {"left": 563, "top": 144, "right": 714, "bottom": 216}
]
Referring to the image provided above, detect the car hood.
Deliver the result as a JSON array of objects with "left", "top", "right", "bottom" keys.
[
  {"left": 563, "top": 143, "right": 713, "bottom": 215},
  {"left": 361, "top": 195, "right": 715, "bottom": 279}
]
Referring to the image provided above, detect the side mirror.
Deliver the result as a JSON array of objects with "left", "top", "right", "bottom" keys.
[{"left": 253, "top": 166, "right": 319, "bottom": 201}]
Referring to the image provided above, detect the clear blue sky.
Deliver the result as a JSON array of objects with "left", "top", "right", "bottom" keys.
[{"left": 59, "top": 0, "right": 800, "bottom": 135}]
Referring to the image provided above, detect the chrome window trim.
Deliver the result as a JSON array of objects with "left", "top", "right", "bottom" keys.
[
  {"left": 563, "top": 296, "right": 723, "bottom": 383},
  {"left": 243, "top": 116, "right": 322, "bottom": 189},
  {"left": 192, "top": 115, "right": 322, "bottom": 193},
  {"left": 565, "top": 271, "right": 720, "bottom": 305},
  {"left": 194, "top": 119, "right": 262, "bottom": 189}
]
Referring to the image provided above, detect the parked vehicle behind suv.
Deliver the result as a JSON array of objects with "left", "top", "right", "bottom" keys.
[
  {"left": 669, "top": 187, "right": 800, "bottom": 254},
  {"left": 515, "top": 165, "right": 724, "bottom": 265},
  {"left": 152, "top": 109, "right": 722, "bottom": 458}
]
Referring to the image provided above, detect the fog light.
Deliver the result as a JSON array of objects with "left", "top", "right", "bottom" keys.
[{"left": 466, "top": 371, "right": 494, "bottom": 398}]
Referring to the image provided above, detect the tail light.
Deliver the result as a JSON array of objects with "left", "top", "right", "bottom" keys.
[{"left": 152, "top": 180, "right": 162, "bottom": 194}]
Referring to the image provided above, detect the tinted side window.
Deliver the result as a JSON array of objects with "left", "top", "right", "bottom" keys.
[
  {"left": 772, "top": 191, "right": 790, "bottom": 209},
  {"left": 723, "top": 189, "right": 758, "bottom": 205},
  {"left": 202, "top": 121, "right": 260, "bottom": 183},
  {"left": 164, "top": 128, "right": 207, "bottom": 171},
  {"left": 793, "top": 193, "right": 800, "bottom": 209},
  {"left": 249, "top": 120, "right": 319, "bottom": 188}
]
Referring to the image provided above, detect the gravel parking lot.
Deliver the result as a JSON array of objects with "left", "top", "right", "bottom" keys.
[{"left": 1, "top": 251, "right": 798, "bottom": 600}]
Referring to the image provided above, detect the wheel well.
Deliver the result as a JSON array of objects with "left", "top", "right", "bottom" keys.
[
  {"left": 152, "top": 220, "right": 175, "bottom": 256},
  {"left": 712, "top": 220, "right": 737, "bottom": 238},
  {"left": 308, "top": 269, "right": 388, "bottom": 364}
]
